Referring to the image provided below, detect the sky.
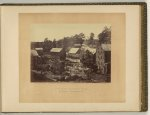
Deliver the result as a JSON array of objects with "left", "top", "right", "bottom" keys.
[{"left": 30, "top": 24, "right": 111, "bottom": 42}]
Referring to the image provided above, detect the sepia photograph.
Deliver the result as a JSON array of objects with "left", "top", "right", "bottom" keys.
[
  {"left": 31, "top": 24, "right": 111, "bottom": 83},
  {"left": 1, "top": 3, "right": 145, "bottom": 112}
]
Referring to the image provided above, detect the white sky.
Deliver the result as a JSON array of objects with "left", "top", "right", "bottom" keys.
[{"left": 30, "top": 24, "right": 111, "bottom": 42}]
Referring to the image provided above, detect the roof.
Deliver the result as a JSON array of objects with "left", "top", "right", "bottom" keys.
[
  {"left": 68, "top": 48, "right": 80, "bottom": 54},
  {"left": 50, "top": 48, "right": 62, "bottom": 53},
  {"left": 81, "top": 45, "right": 96, "bottom": 54},
  {"left": 101, "top": 44, "right": 111, "bottom": 51},
  {"left": 74, "top": 44, "right": 81, "bottom": 47},
  {"left": 31, "top": 50, "right": 39, "bottom": 56},
  {"left": 88, "top": 48, "right": 96, "bottom": 54},
  {"left": 35, "top": 48, "right": 43, "bottom": 50},
  {"left": 66, "top": 58, "right": 80, "bottom": 63}
]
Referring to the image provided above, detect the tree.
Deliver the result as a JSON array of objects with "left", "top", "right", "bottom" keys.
[
  {"left": 98, "top": 26, "right": 111, "bottom": 44},
  {"left": 78, "top": 33, "right": 85, "bottom": 44},
  {"left": 72, "top": 33, "right": 85, "bottom": 45},
  {"left": 81, "top": 50, "right": 95, "bottom": 69},
  {"left": 90, "top": 32, "right": 94, "bottom": 39},
  {"left": 88, "top": 32, "right": 94, "bottom": 45},
  {"left": 52, "top": 39, "right": 56, "bottom": 48},
  {"left": 56, "top": 39, "right": 63, "bottom": 48},
  {"left": 54, "top": 33, "right": 85, "bottom": 49},
  {"left": 43, "top": 38, "right": 53, "bottom": 52},
  {"left": 63, "top": 37, "right": 69, "bottom": 51}
]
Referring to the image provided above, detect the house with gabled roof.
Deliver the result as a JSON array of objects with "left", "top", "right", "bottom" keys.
[
  {"left": 35, "top": 48, "right": 43, "bottom": 56},
  {"left": 66, "top": 48, "right": 81, "bottom": 63},
  {"left": 31, "top": 50, "right": 41, "bottom": 70},
  {"left": 50, "top": 48, "right": 66, "bottom": 60},
  {"left": 31, "top": 50, "right": 39, "bottom": 57}
]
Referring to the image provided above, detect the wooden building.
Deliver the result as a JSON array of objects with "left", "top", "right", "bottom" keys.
[
  {"left": 66, "top": 48, "right": 81, "bottom": 63},
  {"left": 96, "top": 44, "right": 111, "bottom": 74},
  {"left": 35, "top": 48, "right": 43, "bottom": 56},
  {"left": 31, "top": 50, "right": 41, "bottom": 70},
  {"left": 50, "top": 48, "right": 66, "bottom": 60}
]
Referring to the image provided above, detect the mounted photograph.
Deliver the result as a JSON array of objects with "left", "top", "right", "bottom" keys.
[
  {"left": 31, "top": 24, "right": 111, "bottom": 83},
  {"left": 1, "top": 3, "right": 146, "bottom": 112}
]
